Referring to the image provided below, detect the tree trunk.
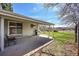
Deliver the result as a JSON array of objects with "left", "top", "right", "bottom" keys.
[
  {"left": 75, "top": 25, "right": 77, "bottom": 43},
  {"left": 74, "top": 24, "right": 79, "bottom": 56},
  {"left": 77, "top": 22, "right": 79, "bottom": 56}
]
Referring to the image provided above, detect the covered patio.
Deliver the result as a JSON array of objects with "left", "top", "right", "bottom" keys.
[
  {"left": 0, "top": 10, "right": 54, "bottom": 56},
  {"left": 0, "top": 35, "right": 52, "bottom": 56}
]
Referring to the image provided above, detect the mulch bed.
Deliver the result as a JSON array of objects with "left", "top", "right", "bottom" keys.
[
  {"left": 33, "top": 42, "right": 78, "bottom": 56},
  {"left": 64, "top": 43, "right": 78, "bottom": 56}
]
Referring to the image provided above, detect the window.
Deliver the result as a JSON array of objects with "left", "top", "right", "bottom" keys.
[{"left": 8, "top": 21, "right": 22, "bottom": 35}]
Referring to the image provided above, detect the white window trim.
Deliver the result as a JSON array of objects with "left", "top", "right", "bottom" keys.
[{"left": 8, "top": 21, "right": 23, "bottom": 36}]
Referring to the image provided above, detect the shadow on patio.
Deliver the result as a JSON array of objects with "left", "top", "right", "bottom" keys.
[{"left": 0, "top": 35, "right": 52, "bottom": 56}]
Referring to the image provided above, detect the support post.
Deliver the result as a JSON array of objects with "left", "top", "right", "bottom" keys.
[
  {"left": 37, "top": 24, "right": 39, "bottom": 35},
  {"left": 48, "top": 25, "right": 51, "bottom": 38},
  {"left": 52, "top": 25, "right": 54, "bottom": 38},
  {"left": 0, "top": 17, "right": 4, "bottom": 51},
  {"left": 0, "top": 4, "right": 2, "bottom": 10}
]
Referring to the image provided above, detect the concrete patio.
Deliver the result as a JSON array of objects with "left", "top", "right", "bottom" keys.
[{"left": 0, "top": 35, "right": 52, "bottom": 56}]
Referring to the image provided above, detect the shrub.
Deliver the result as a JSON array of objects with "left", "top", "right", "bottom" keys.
[{"left": 54, "top": 30, "right": 58, "bottom": 32}]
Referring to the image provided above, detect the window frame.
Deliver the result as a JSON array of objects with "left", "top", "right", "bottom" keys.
[{"left": 8, "top": 21, "right": 23, "bottom": 36}]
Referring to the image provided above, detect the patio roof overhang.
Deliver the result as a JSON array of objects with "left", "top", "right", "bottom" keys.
[
  {"left": 0, "top": 10, "right": 54, "bottom": 25},
  {"left": 0, "top": 10, "right": 54, "bottom": 52}
]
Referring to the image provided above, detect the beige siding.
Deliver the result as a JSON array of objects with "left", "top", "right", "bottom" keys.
[
  {"left": 23, "top": 21, "right": 37, "bottom": 36},
  {"left": 0, "top": 19, "right": 38, "bottom": 48},
  {"left": 0, "top": 19, "right": 38, "bottom": 37}
]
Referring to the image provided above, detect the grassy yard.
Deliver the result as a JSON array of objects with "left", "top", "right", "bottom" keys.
[
  {"left": 44, "top": 31, "right": 75, "bottom": 44},
  {"left": 42, "top": 31, "right": 77, "bottom": 56}
]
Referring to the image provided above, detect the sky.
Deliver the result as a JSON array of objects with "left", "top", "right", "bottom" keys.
[{"left": 13, "top": 3, "right": 66, "bottom": 27}]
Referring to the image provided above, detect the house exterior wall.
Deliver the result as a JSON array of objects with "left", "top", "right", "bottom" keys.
[
  {"left": 4, "top": 19, "right": 8, "bottom": 35},
  {"left": 0, "top": 18, "right": 38, "bottom": 49},
  {"left": 0, "top": 19, "right": 38, "bottom": 37},
  {"left": 23, "top": 21, "right": 37, "bottom": 36}
]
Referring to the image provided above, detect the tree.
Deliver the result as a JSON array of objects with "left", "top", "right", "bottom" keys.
[
  {"left": 0, "top": 3, "right": 13, "bottom": 11},
  {"left": 59, "top": 4, "right": 79, "bottom": 43},
  {"left": 43, "top": 3, "right": 79, "bottom": 42},
  {"left": 43, "top": 3, "right": 79, "bottom": 55}
]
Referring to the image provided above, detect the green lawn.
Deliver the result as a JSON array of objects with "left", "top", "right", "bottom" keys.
[
  {"left": 42, "top": 31, "right": 75, "bottom": 55},
  {"left": 44, "top": 31, "right": 75, "bottom": 45}
]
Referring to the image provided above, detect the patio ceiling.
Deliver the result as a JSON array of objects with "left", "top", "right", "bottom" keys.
[{"left": 0, "top": 10, "right": 54, "bottom": 25}]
